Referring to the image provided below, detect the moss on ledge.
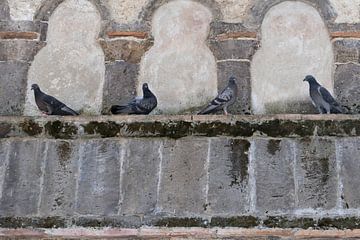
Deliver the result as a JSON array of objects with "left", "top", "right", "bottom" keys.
[{"left": 1, "top": 115, "right": 360, "bottom": 139}]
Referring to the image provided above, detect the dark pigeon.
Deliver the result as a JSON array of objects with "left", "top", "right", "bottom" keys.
[
  {"left": 31, "top": 84, "right": 79, "bottom": 116},
  {"left": 111, "top": 83, "right": 157, "bottom": 115},
  {"left": 304, "top": 75, "right": 343, "bottom": 114},
  {"left": 198, "top": 76, "right": 238, "bottom": 115}
]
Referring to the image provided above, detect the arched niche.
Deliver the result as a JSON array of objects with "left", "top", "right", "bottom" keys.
[
  {"left": 139, "top": 0, "right": 222, "bottom": 28},
  {"left": 24, "top": 0, "right": 105, "bottom": 116},
  {"left": 251, "top": 1, "right": 334, "bottom": 114},
  {"left": 35, "top": 0, "right": 110, "bottom": 21},
  {"left": 138, "top": 0, "right": 218, "bottom": 114},
  {"left": 248, "top": 0, "right": 337, "bottom": 30}
]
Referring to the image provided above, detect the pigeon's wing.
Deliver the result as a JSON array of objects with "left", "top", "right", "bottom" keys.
[
  {"left": 135, "top": 97, "right": 157, "bottom": 114},
  {"left": 111, "top": 97, "right": 144, "bottom": 115},
  {"left": 318, "top": 86, "right": 343, "bottom": 113},
  {"left": 198, "top": 87, "right": 234, "bottom": 115},
  {"left": 54, "top": 105, "right": 79, "bottom": 116},
  {"left": 41, "top": 94, "right": 78, "bottom": 116}
]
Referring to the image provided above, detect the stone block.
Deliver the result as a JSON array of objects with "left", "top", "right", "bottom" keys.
[
  {"left": 209, "top": 39, "right": 258, "bottom": 60},
  {"left": 207, "top": 138, "right": 251, "bottom": 215},
  {"left": 295, "top": 138, "right": 337, "bottom": 210},
  {"left": 0, "top": 139, "right": 45, "bottom": 216},
  {"left": 333, "top": 39, "right": 360, "bottom": 63},
  {"left": 157, "top": 138, "right": 209, "bottom": 216},
  {"left": 0, "top": 40, "right": 45, "bottom": 62},
  {"left": 120, "top": 139, "right": 162, "bottom": 215},
  {"left": 335, "top": 63, "right": 360, "bottom": 114},
  {"left": 253, "top": 139, "right": 295, "bottom": 214},
  {"left": 217, "top": 61, "right": 251, "bottom": 114},
  {"left": 102, "top": 62, "right": 138, "bottom": 114},
  {"left": 75, "top": 140, "right": 121, "bottom": 215},
  {"left": 337, "top": 138, "right": 360, "bottom": 208},
  {"left": 38, "top": 140, "right": 79, "bottom": 216},
  {"left": 99, "top": 39, "right": 152, "bottom": 64},
  {"left": 0, "top": 62, "right": 29, "bottom": 116}
]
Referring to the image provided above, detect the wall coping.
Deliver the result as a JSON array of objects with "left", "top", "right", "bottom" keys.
[{"left": 0, "top": 115, "right": 359, "bottom": 139}]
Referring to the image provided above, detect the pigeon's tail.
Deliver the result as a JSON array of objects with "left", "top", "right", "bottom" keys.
[
  {"left": 111, "top": 105, "right": 132, "bottom": 115},
  {"left": 330, "top": 104, "right": 344, "bottom": 114},
  {"left": 198, "top": 104, "right": 219, "bottom": 115}
]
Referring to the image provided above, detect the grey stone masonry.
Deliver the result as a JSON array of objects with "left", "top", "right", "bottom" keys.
[{"left": 0, "top": 115, "right": 360, "bottom": 229}]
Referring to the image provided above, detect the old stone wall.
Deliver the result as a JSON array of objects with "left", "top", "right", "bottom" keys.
[
  {"left": 1, "top": 115, "right": 360, "bottom": 230},
  {"left": 0, "top": 0, "right": 360, "bottom": 115}
]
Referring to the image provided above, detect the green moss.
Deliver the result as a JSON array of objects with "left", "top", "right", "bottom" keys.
[
  {"left": 0, "top": 217, "right": 65, "bottom": 228},
  {"left": 318, "top": 217, "right": 360, "bottom": 229},
  {"left": 56, "top": 141, "right": 72, "bottom": 166},
  {"left": 126, "top": 121, "right": 192, "bottom": 139},
  {"left": 210, "top": 216, "right": 259, "bottom": 228},
  {"left": 45, "top": 121, "right": 77, "bottom": 139},
  {"left": 155, "top": 217, "right": 206, "bottom": 227},
  {"left": 83, "top": 121, "right": 121, "bottom": 138},
  {"left": 20, "top": 119, "right": 43, "bottom": 136},
  {"left": 263, "top": 216, "right": 316, "bottom": 229},
  {"left": 267, "top": 139, "right": 281, "bottom": 155}
]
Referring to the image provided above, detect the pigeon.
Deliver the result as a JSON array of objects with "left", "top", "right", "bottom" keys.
[
  {"left": 198, "top": 76, "right": 238, "bottom": 115},
  {"left": 31, "top": 84, "right": 79, "bottom": 116},
  {"left": 111, "top": 83, "right": 157, "bottom": 115},
  {"left": 303, "top": 75, "right": 343, "bottom": 114}
]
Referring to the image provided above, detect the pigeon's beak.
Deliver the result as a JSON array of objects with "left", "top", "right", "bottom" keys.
[
  {"left": 31, "top": 86, "right": 34, "bottom": 90},
  {"left": 303, "top": 78, "right": 306, "bottom": 82}
]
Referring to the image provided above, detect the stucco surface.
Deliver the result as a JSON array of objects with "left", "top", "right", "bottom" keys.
[
  {"left": 7, "top": 0, "right": 43, "bottom": 21},
  {"left": 138, "top": 0, "right": 217, "bottom": 114},
  {"left": 24, "top": 0, "right": 105, "bottom": 116},
  {"left": 330, "top": 0, "right": 360, "bottom": 23},
  {"left": 251, "top": 1, "right": 334, "bottom": 114}
]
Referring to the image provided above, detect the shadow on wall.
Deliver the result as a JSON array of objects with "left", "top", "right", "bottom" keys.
[
  {"left": 24, "top": 0, "right": 105, "bottom": 116},
  {"left": 251, "top": 1, "right": 334, "bottom": 114},
  {"left": 138, "top": 0, "right": 218, "bottom": 114}
]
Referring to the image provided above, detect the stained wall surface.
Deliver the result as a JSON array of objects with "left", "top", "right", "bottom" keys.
[
  {"left": 251, "top": 1, "right": 334, "bottom": 114},
  {"left": 138, "top": 0, "right": 217, "bottom": 114},
  {"left": 1, "top": 0, "right": 360, "bottom": 115},
  {"left": 24, "top": 0, "right": 105, "bottom": 116}
]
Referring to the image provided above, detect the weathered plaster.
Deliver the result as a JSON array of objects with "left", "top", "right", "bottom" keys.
[
  {"left": 138, "top": 0, "right": 217, "bottom": 114},
  {"left": 251, "top": 1, "right": 334, "bottom": 114},
  {"left": 7, "top": 0, "right": 44, "bottom": 21},
  {"left": 24, "top": 0, "right": 105, "bottom": 116},
  {"left": 330, "top": 0, "right": 360, "bottom": 24},
  {"left": 215, "top": 0, "right": 252, "bottom": 23},
  {"left": 107, "top": 0, "right": 149, "bottom": 24}
]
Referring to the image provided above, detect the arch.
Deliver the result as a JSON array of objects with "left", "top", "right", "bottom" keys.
[
  {"left": 138, "top": 0, "right": 218, "bottom": 114},
  {"left": 34, "top": 0, "right": 110, "bottom": 21},
  {"left": 250, "top": 1, "right": 334, "bottom": 114},
  {"left": 248, "top": 0, "right": 337, "bottom": 30},
  {"left": 24, "top": 0, "right": 105, "bottom": 116},
  {"left": 139, "top": 0, "right": 222, "bottom": 28}
]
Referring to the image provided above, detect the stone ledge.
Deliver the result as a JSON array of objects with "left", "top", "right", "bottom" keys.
[
  {"left": 0, "top": 115, "right": 359, "bottom": 139},
  {"left": 2, "top": 228, "right": 360, "bottom": 239}
]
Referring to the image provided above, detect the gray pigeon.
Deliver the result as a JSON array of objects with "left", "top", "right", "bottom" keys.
[
  {"left": 31, "top": 84, "right": 79, "bottom": 116},
  {"left": 303, "top": 75, "right": 343, "bottom": 114},
  {"left": 111, "top": 83, "right": 157, "bottom": 115},
  {"left": 198, "top": 76, "right": 238, "bottom": 115}
]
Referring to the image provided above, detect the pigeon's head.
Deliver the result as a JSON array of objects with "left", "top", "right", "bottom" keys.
[
  {"left": 229, "top": 76, "right": 237, "bottom": 84},
  {"left": 142, "top": 83, "right": 149, "bottom": 90},
  {"left": 31, "top": 84, "right": 40, "bottom": 91},
  {"left": 303, "top": 75, "right": 316, "bottom": 83}
]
